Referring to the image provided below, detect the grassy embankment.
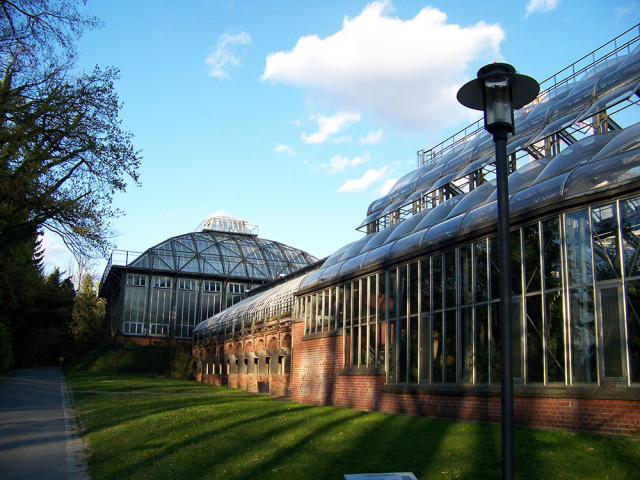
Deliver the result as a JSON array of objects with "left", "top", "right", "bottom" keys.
[{"left": 67, "top": 371, "right": 640, "bottom": 480}]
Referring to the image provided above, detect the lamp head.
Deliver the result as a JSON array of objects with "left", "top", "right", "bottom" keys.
[{"left": 457, "top": 63, "right": 539, "bottom": 135}]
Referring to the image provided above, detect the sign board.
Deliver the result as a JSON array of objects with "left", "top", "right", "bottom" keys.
[{"left": 344, "top": 474, "right": 417, "bottom": 480}]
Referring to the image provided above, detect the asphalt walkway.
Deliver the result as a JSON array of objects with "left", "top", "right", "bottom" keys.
[{"left": 0, "top": 368, "right": 88, "bottom": 479}]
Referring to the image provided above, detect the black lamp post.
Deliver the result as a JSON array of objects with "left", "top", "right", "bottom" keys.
[{"left": 457, "top": 63, "right": 539, "bottom": 480}]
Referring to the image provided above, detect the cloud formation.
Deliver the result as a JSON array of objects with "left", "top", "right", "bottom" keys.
[
  {"left": 275, "top": 144, "right": 296, "bottom": 155},
  {"left": 526, "top": 0, "right": 559, "bottom": 16},
  {"left": 337, "top": 167, "right": 387, "bottom": 193},
  {"left": 262, "top": 1, "right": 504, "bottom": 132},
  {"left": 302, "top": 112, "right": 361, "bottom": 143},
  {"left": 375, "top": 178, "right": 398, "bottom": 196},
  {"left": 325, "top": 152, "right": 370, "bottom": 173},
  {"left": 359, "top": 129, "right": 383, "bottom": 145},
  {"left": 206, "top": 32, "right": 251, "bottom": 79}
]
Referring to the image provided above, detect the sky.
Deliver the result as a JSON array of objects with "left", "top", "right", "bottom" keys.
[{"left": 41, "top": 0, "right": 640, "bottom": 278}]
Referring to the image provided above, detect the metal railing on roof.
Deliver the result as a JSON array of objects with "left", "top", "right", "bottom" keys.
[
  {"left": 98, "top": 249, "right": 143, "bottom": 293},
  {"left": 418, "top": 23, "right": 640, "bottom": 168}
]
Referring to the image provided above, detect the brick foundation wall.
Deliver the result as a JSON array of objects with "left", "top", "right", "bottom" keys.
[{"left": 290, "top": 322, "right": 640, "bottom": 436}]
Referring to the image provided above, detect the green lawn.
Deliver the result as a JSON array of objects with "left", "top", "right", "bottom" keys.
[{"left": 66, "top": 372, "right": 639, "bottom": 480}]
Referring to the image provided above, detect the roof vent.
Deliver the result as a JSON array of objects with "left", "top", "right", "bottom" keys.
[{"left": 198, "top": 215, "right": 259, "bottom": 236}]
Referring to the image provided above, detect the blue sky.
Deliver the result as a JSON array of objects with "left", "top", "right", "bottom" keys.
[{"left": 41, "top": 0, "right": 640, "bottom": 277}]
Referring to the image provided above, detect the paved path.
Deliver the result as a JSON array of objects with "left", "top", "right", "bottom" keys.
[{"left": 0, "top": 368, "right": 88, "bottom": 479}]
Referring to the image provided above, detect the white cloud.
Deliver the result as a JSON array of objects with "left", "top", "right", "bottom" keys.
[
  {"left": 359, "top": 129, "right": 383, "bottom": 145},
  {"left": 262, "top": 1, "right": 504, "bottom": 133},
  {"left": 275, "top": 144, "right": 296, "bottom": 155},
  {"left": 337, "top": 167, "right": 387, "bottom": 193},
  {"left": 206, "top": 32, "right": 251, "bottom": 79},
  {"left": 293, "top": 119, "right": 301, "bottom": 126},
  {"left": 375, "top": 178, "right": 398, "bottom": 196},
  {"left": 209, "top": 209, "right": 229, "bottom": 217},
  {"left": 526, "top": 0, "right": 559, "bottom": 16},
  {"left": 326, "top": 152, "right": 370, "bottom": 173},
  {"left": 302, "top": 112, "right": 361, "bottom": 144}
]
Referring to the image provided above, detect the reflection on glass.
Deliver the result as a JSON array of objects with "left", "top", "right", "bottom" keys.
[
  {"left": 625, "top": 280, "right": 640, "bottom": 383},
  {"left": 592, "top": 203, "right": 621, "bottom": 281},
  {"left": 409, "top": 263, "right": 419, "bottom": 315},
  {"left": 433, "top": 255, "right": 443, "bottom": 311},
  {"left": 399, "top": 265, "right": 407, "bottom": 318},
  {"left": 433, "top": 312, "right": 443, "bottom": 383},
  {"left": 388, "top": 320, "right": 396, "bottom": 383},
  {"left": 461, "top": 307, "right": 473, "bottom": 383},
  {"left": 460, "top": 245, "right": 472, "bottom": 305},
  {"left": 445, "top": 251, "right": 457, "bottom": 308},
  {"left": 410, "top": 316, "right": 419, "bottom": 382},
  {"left": 542, "top": 218, "right": 562, "bottom": 290},
  {"left": 523, "top": 224, "right": 541, "bottom": 292},
  {"left": 621, "top": 197, "right": 640, "bottom": 277},
  {"left": 545, "top": 291, "right": 565, "bottom": 383},
  {"left": 526, "top": 295, "right": 544, "bottom": 383},
  {"left": 445, "top": 310, "right": 457, "bottom": 383},
  {"left": 512, "top": 230, "right": 522, "bottom": 295},
  {"left": 475, "top": 240, "right": 488, "bottom": 303},
  {"left": 601, "top": 287, "right": 624, "bottom": 378},
  {"left": 490, "top": 237, "right": 500, "bottom": 300},
  {"left": 420, "top": 314, "right": 431, "bottom": 383},
  {"left": 491, "top": 303, "right": 501, "bottom": 383},
  {"left": 389, "top": 270, "right": 397, "bottom": 318},
  {"left": 476, "top": 305, "right": 489, "bottom": 383},
  {"left": 421, "top": 258, "right": 431, "bottom": 313},
  {"left": 566, "top": 210, "right": 593, "bottom": 286},
  {"left": 570, "top": 287, "right": 597, "bottom": 383}
]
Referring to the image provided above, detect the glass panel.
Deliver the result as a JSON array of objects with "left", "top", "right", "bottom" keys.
[
  {"left": 399, "top": 318, "right": 408, "bottom": 381},
  {"left": 566, "top": 210, "right": 593, "bottom": 286},
  {"left": 420, "top": 314, "right": 430, "bottom": 383},
  {"left": 523, "top": 224, "right": 541, "bottom": 293},
  {"left": 570, "top": 287, "right": 597, "bottom": 383},
  {"left": 513, "top": 300, "right": 523, "bottom": 380},
  {"left": 475, "top": 305, "right": 489, "bottom": 384},
  {"left": 445, "top": 251, "right": 456, "bottom": 309},
  {"left": 475, "top": 240, "right": 488, "bottom": 303},
  {"left": 545, "top": 291, "right": 565, "bottom": 383},
  {"left": 360, "top": 325, "right": 368, "bottom": 367},
  {"left": 409, "top": 316, "right": 419, "bottom": 383},
  {"left": 398, "top": 266, "right": 407, "bottom": 318},
  {"left": 542, "top": 218, "right": 563, "bottom": 290},
  {"left": 420, "top": 258, "right": 431, "bottom": 313},
  {"left": 526, "top": 295, "right": 544, "bottom": 383},
  {"left": 389, "top": 269, "right": 397, "bottom": 319},
  {"left": 323, "top": 290, "right": 330, "bottom": 331},
  {"left": 460, "top": 307, "right": 473, "bottom": 384},
  {"left": 353, "top": 281, "right": 360, "bottom": 328},
  {"left": 433, "top": 255, "right": 442, "bottom": 311},
  {"left": 388, "top": 320, "right": 396, "bottom": 383},
  {"left": 511, "top": 230, "right": 522, "bottom": 295},
  {"left": 625, "top": 280, "right": 640, "bottom": 383},
  {"left": 432, "top": 312, "right": 443, "bottom": 383},
  {"left": 621, "top": 196, "right": 640, "bottom": 278},
  {"left": 377, "top": 274, "right": 386, "bottom": 366},
  {"left": 445, "top": 310, "right": 456, "bottom": 383},
  {"left": 491, "top": 303, "right": 501, "bottom": 383},
  {"left": 335, "top": 285, "right": 343, "bottom": 330},
  {"left": 459, "top": 245, "right": 472, "bottom": 306},
  {"left": 490, "top": 237, "right": 500, "bottom": 300},
  {"left": 592, "top": 203, "right": 621, "bottom": 281},
  {"left": 601, "top": 287, "right": 624, "bottom": 378},
  {"left": 409, "top": 263, "right": 418, "bottom": 316}
]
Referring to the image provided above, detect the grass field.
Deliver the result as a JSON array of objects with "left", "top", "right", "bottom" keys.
[{"left": 66, "top": 372, "right": 640, "bottom": 480}]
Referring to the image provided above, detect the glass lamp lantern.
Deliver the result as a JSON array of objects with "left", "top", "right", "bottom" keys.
[{"left": 457, "top": 63, "right": 539, "bottom": 134}]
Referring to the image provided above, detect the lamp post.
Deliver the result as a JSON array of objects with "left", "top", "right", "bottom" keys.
[{"left": 457, "top": 63, "right": 539, "bottom": 480}]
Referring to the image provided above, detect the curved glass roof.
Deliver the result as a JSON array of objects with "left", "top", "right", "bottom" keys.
[
  {"left": 194, "top": 273, "right": 309, "bottom": 335},
  {"left": 129, "top": 231, "right": 318, "bottom": 280},
  {"left": 300, "top": 120, "right": 640, "bottom": 293}
]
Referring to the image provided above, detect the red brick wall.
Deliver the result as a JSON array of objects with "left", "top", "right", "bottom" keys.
[{"left": 290, "top": 322, "right": 640, "bottom": 436}]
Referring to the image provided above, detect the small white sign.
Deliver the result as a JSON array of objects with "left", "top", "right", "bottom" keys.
[{"left": 344, "top": 474, "right": 417, "bottom": 480}]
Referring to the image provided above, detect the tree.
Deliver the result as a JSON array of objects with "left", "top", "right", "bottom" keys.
[
  {"left": 0, "top": 1, "right": 140, "bottom": 368},
  {"left": 70, "top": 273, "right": 105, "bottom": 353},
  {"left": 0, "top": 0, "right": 141, "bottom": 260}
]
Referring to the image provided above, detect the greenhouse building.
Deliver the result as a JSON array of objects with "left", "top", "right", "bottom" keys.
[
  {"left": 193, "top": 25, "right": 640, "bottom": 435},
  {"left": 98, "top": 216, "right": 318, "bottom": 342}
]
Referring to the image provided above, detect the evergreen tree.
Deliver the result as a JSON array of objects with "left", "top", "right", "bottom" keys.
[{"left": 70, "top": 273, "right": 105, "bottom": 353}]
